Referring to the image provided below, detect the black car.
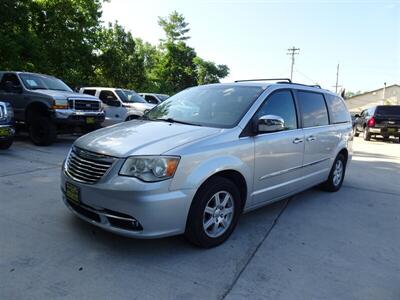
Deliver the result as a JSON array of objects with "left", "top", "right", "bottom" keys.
[
  {"left": 353, "top": 105, "right": 400, "bottom": 142},
  {"left": 0, "top": 101, "right": 15, "bottom": 149}
]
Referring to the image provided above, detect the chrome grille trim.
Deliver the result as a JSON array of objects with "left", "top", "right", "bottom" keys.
[
  {"left": 65, "top": 147, "right": 115, "bottom": 184},
  {"left": 68, "top": 98, "right": 101, "bottom": 111}
]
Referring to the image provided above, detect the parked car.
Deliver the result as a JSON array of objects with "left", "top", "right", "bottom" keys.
[
  {"left": 353, "top": 105, "right": 400, "bottom": 142},
  {"left": 61, "top": 79, "right": 352, "bottom": 248},
  {"left": 0, "top": 72, "right": 104, "bottom": 146},
  {"left": 80, "top": 87, "right": 155, "bottom": 127},
  {"left": 0, "top": 101, "right": 15, "bottom": 149},
  {"left": 139, "top": 93, "right": 169, "bottom": 105}
]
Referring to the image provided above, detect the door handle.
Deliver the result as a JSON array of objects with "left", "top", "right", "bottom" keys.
[
  {"left": 292, "top": 138, "right": 303, "bottom": 144},
  {"left": 306, "top": 135, "right": 316, "bottom": 142}
]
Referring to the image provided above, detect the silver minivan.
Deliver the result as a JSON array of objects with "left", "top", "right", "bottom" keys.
[{"left": 62, "top": 80, "right": 352, "bottom": 248}]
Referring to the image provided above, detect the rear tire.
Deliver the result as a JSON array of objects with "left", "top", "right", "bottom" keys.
[
  {"left": 363, "top": 127, "right": 371, "bottom": 141},
  {"left": 185, "top": 177, "right": 242, "bottom": 248},
  {"left": 29, "top": 117, "right": 57, "bottom": 146},
  {"left": 321, "top": 153, "right": 346, "bottom": 192},
  {"left": 0, "top": 138, "right": 13, "bottom": 149}
]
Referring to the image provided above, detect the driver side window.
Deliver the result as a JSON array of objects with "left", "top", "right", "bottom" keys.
[
  {"left": 256, "top": 90, "right": 298, "bottom": 131},
  {"left": 99, "top": 90, "right": 119, "bottom": 106},
  {"left": 0, "top": 73, "right": 22, "bottom": 92}
]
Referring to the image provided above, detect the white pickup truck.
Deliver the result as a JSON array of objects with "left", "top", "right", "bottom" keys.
[{"left": 80, "top": 87, "right": 155, "bottom": 127}]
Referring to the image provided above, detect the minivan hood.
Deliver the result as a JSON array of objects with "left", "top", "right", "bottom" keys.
[
  {"left": 32, "top": 89, "right": 98, "bottom": 101},
  {"left": 74, "top": 121, "right": 221, "bottom": 157}
]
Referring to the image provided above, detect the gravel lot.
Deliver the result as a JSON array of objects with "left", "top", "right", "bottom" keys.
[{"left": 1, "top": 135, "right": 399, "bottom": 300}]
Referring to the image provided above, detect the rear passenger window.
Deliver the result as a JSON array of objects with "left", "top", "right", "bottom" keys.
[
  {"left": 297, "top": 91, "right": 329, "bottom": 127},
  {"left": 83, "top": 89, "right": 96, "bottom": 96},
  {"left": 256, "top": 90, "right": 297, "bottom": 130},
  {"left": 326, "top": 95, "right": 350, "bottom": 124}
]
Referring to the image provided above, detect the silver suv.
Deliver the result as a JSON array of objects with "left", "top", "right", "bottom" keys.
[{"left": 61, "top": 79, "right": 353, "bottom": 248}]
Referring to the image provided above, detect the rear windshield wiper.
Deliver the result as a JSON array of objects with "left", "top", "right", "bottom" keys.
[{"left": 156, "top": 118, "right": 201, "bottom": 126}]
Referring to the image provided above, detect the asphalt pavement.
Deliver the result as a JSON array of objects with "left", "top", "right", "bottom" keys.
[{"left": 0, "top": 135, "right": 399, "bottom": 299}]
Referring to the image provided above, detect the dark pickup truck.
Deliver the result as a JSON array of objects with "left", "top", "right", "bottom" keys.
[
  {"left": 353, "top": 105, "right": 400, "bottom": 142},
  {"left": 0, "top": 101, "right": 15, "bottom": 149},
  {"left": 0, "top": 71, "right": 105, "bottom": 146}
]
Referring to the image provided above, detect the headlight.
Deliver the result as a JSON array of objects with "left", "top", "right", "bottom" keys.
[
  {"left": 52, "top": 98, "right": 69, "bottom": 109},
  {"left": 120, "top": 156, "right": 180, "bottom": 182},
  {"left": 6, "top": 102, "right": 14, "bottom": 119}
]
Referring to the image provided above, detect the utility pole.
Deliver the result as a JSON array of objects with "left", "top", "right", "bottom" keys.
[
  {"left": 287, "top": 46, "right": 300, "bottom": 81},
  {"left": 382, "top": 82, "right": 386, "bottom": 104},
  {"left": 333, "top": 63, "right": 341, "bottom": 93}
]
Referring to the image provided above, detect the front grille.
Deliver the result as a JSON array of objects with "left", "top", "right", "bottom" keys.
[
  {"left": 0, "top": 103, "right": 6, "bottom": 120},
  {"left": 65, "top": 147, "right": 115, "bottom": 184},
  {"left": 68, "top": 99, "right": 101, "bottom": 111}
]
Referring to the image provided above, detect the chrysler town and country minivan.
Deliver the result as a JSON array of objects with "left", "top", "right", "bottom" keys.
[{"left": 61, "top": 79, "right": 353, "bottom": 248}]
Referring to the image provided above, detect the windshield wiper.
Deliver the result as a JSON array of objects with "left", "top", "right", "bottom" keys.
[{"left": 156, "top": 118, "right": 201, "bottom": 126}]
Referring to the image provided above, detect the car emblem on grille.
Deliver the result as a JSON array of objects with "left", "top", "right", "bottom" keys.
[
  {"left": 75, "top": 147, "right": 100, "bottom": 160},
  {"left": 86, "top": 103, "right": 92, "bottom": 108},
  {"left": 73, "top": 147, "right": 113, "bottom": 161}
]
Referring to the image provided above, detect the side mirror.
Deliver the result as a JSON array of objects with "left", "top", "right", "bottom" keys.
[{"left": 255, "top": 115, "right": 285, "bottom": 133}]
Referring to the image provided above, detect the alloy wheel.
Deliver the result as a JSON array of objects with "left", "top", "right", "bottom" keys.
[
  {"left": 332, "top": 159, "right": 343, "bottom": 187},
  {"left": 202, "top": 191, "right": 234, "bottom": 238}
]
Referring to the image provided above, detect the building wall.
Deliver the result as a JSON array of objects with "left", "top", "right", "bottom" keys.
[{"left": 345, "top": 85, "right": 400, "bottom": 112}]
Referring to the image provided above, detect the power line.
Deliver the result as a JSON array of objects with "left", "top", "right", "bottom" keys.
[
  {"left": 287, "top": 46, "right": 300, "bottom": 81},
  {"left": 294, "top": 67, "right": 318, "bottom": 85}
]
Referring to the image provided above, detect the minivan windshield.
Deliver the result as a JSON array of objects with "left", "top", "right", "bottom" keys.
[
  {"left": 145, "top": 85, "right": 264, "bottom": 128},
  {"left": 19, "top": 73, "right": 72, "bottom": 92},
  {"left": 116, "top": 89, "right": 147, "bottom": 103}
]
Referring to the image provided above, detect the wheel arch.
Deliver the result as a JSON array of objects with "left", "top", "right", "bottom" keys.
[
  {"left": 192, "top": 169, "right": 248, "bottom": 211},
  {"left": 25, "top": 102, "right": 51, "bottom": 124}
]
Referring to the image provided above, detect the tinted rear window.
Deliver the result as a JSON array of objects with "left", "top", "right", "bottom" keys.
[
  {"left": 375, "top": 106, "right": 400, "bottom": 116},
  {"left": 325, "top": 94, "right": 351, "bottom": 124},
  {"left": 297, "top": 91, "right": 329, "bottom": 127},
  {"left": 83, "top": 89, "right": 96, "bottom": 96}
]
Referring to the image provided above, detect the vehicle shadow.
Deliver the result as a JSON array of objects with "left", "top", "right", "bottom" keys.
[
  {"left": 14, "top": 132, "right": 80, "bottom": 146},
  {"left": 65, "top": 199, "right": 286, "bottom": 256}
]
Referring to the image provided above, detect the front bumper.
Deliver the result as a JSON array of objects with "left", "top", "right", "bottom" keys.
[
  {"left": 60, "top": 165, "right": 196, "bottom": 238},
  {"left": 52, "top": 109, "right": 105, "bottom": 125},
  {"left": 369, "top": 127, "right": 400, "bottom": 136},
  {"left": 0, "top": 124, "right": 15, "bottom": 139}
]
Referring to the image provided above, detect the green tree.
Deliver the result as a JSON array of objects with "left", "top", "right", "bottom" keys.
[
  {"left": 0, "top": 0, "right": 42, "bottom": 71},
  {"left": 95, "top": 23, "right": 145, "bottom": 89},
  {"left": 158, "top": 11, "right": 190, "bottom": 43},
  {"left": 194, "top": 57, "right": 229, "bottom": 85}
]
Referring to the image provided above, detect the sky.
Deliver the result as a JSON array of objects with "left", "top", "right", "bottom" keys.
[{"left": 101, "top": 0, "right": 400, "bottom": 93}]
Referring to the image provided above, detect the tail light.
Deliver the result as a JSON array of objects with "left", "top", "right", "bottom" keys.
[{"left": 367, "top": 117, "right": 375, "bottom": 127}]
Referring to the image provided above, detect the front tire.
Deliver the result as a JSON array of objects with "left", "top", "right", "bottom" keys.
[
  {"left": 185, "top": 177, "right": 242, "bottom": 248},
  {"left": 353, "top": 126, "right": 359, "bottom": 137},
  {"left": 0, "top": 138, "right": 13, "bottom": 149},
  {"left": 321, "top": 154, "right": 346, "bottom": 192},
  {"left": 29, "top": 116, "right": 57, "bottom": 146}
]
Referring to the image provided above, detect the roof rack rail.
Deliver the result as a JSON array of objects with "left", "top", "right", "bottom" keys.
[
  {"left": 289, "top": 82, "right": 321, "bottom": 89},
  {"left": 234, "top": 78, "right": 292, "bottom": 83},
  {"left": 234, "top": 78, "right": 322, "bottom": 89}
]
